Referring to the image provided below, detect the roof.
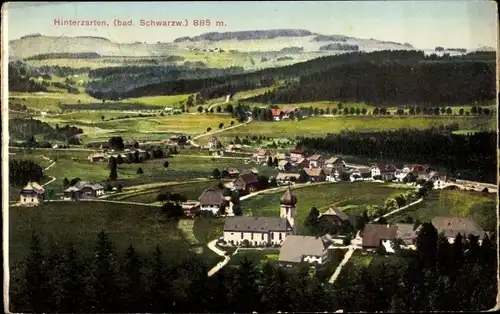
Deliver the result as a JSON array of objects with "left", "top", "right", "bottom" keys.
[
  {"left": 236, "top": 173, "right": 258, "bottom": 184},
  {"left": 353, "top": 167, "right": 371, "bottom": 174},
  {"left": 64, "top": 186, "right": 80, "bottom": 192},
  {"left": 395, "top": 223, "right": 418, "bottom": 240},
  {"left": 431, "top": 216, "right": 487, "bottom": 239},
  {"left": 276, "top": 173, "right": 300, "bottom": 181},
  {"left": 362, "top": 224, "right": 398, "bottom": 247},
  {"left": 198, "top": 186, "right": 225, "bottom": 205},
  {"left": 280, "top": 186, "right": 297, "bottom": 206},
  {"left": 271, "top": 109, "right": 282, "bottom": 116},
  {"left": 223, "top": 216, "right": 291, "bottom": 232},
  {"left": 70, "top": 181, "right": 104, "bottom": 191},
  {"left": 88, "top": 153, "right": 105, "bottom": 158},
  {"left": 308, "top": 154, "right": 323, "bottom": 161},
  {"left": 282, "top": 107, "right": 298, "bottom": 113},
  {"left": 21, "top": 181, "right": 45, "bottom": 194},
  {"left": 279, "top": 236, "right": 327, "bottom": 263},
  {"left": 325, "top": 157, "right": 342, "bottom": 164},
  {"left": 319, "top": 207, "right": 349, "bottom": 221},
  {"left": 226, "top": 167, "right": 240, "bottom": 174},
  {"left": 291, "top": 149, "right": 305, "bottom": 155},
  {"left": 208, "top": 136, "right": 219, "bottom": 143},
  {"left": 304, "top": 168, "right": 325, "bottom": 177},
  {"left": 296, "top": 158, "right": 309, "bottom": 165}
]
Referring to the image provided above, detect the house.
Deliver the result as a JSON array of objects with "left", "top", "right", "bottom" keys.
[
  {"left": 208, "top": 136, "right": 223, "bottom": 151},
  {"left": 278, "top": 235, "right": 329, "bottom": 266},
  {"left": 308, "top": 154, "right": 324, "bottom": 168},
  {"left": 394, "top": 169, "right": 409, "bottom": 182},
  {"left": 318, "top": 207, "right": 349, "bottom": 225},
  {"left": 19, "top": 182, "right": 45, "bottom": 205},
  {"left": 294, "top": 158, "right": 310, "bottom": 169},
  {"left": 87, "top": 153, "right": 106, "bottom": 162},
  {"left": 405, "top": 164, "right": 431, "bottom": 176},
  {"left": 271, "top": 108, "right": 282, "bottom": 121},
  {"left": 170, "top": 135, "right": 188, "bottom": 145},
  {"left": 276, "top": 173, "right": 301, "bottom": 185},
  {"left": 281, "top": 107, "right": 299, "bottom": 120},
  {"left": 198, "top": 185, "right": 227, "bottom": 214},
  {"left": 63, "top": 181, "right": 105, "bottom": 200},
  {"left": 226, "top": 144, "right": 242, "bottom": 152},
  {"left": 233, "top": 173, "right": 259, "bottom": 193},
  {"left": 325, "top": 157, "right": 345, "bottom": 174},
  {"left": 222, "top": 186, "right": 297, "bottom": 246},
  {"left": 371, "top": 164, "right": 397, "bottom": 181},
  {"left": 304, "top": 168, "right": 326, "bottom": 182},
  {"left": 395, "top": 223, "right": 420, "bottom": 246},
  {"left": 226, "top": 167, "right": 240, "bottom": 179},
  {"left": 361, "top": 224, "right": 398, "bottom": 252},
  {"left": 350, "top": 167, "right": 372, "bottom": 181},
  {"left": 431, "top": 216, "right": 488, "bottom": 244},
  {"left": 253, "top": 149, "right": 272, "bottom": 164},
  {"left": 278, "top": 160, "right": 293, "bottom": 171},
  {"left": 290, "top": 149, "right": 305, "bottom": 161}
]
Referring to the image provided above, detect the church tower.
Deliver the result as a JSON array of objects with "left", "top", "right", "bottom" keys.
[{"left": 280, "top": 185, "right": 297, "bottom": 234}]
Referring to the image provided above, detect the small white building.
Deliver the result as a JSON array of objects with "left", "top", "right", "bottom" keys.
[
  {"left": 198, "top": 185, "right": 227, "bottom": 214},
  {"left": 19, "top": 182, "right": 45, "bottom": 206}
]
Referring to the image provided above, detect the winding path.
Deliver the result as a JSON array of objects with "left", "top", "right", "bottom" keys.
[
  {"left": 41, "top": 156, "right": 57, "bottom": 187},
  {"left": 206, "top": 239, "right": 239, "bottom": 277},
  {"left": 190, "top": 117, "right": 253, "bottom": 147}
]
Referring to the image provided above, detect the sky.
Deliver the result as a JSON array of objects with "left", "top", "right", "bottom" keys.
[{"left": 5, "top": 1, "right": 498, "bottom": 49}]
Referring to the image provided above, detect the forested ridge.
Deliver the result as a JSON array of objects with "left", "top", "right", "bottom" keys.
[
  {"left": 86, "top": 50, "right": 495, "bottom": 104},
  {"left": 9, "top": 118, "right": 83, "bottom": 142},
  {"left": 9, "top": 229, "right": 496, "bottom": 312}
]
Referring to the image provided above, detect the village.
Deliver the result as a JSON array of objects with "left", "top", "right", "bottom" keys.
[{"left": 17, "top": 130, "right": 496, "bottom": 283}]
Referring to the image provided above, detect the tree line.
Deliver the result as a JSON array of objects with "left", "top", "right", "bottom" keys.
[
  {"left": 296, "top": 129, "right": 497, "bottom": 183},
  {"left": 9, "top": 118, "right": 83, "bottom": 143},
  {"left": 10, "top": 227, "right": 496, "bottom": 313},
  {"left": 9, "top": 159, "right": 44, "bottom": 186}
]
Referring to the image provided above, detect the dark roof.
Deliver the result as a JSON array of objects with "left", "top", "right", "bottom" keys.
[
  {"left": 375, "top": 164, "right": 397, "bottom": 172},
  {"left": 319, "top": 207, "right": 348, "bottom": 221},
  {"left": 73, "top": 181, "right": 104, "bottom": 191},
  {"left": 362, "top": 224, "right": 398, "bottom": 248},
  {"left": 280, "top": 186, "right": 297, "bottom": 206},
  {"left": 237, "top": 173, "right": 258, "bottom": 184},
  {"left": 198, "top": 186, "right": 225, "bottom": 205},
  {"left": 308, "top": 154, "right": 323, "bottom": 161},
  {"left": 291, "top": 148, "right": 305, "bottom": 154},
  {"left": 223, "top": 216, "right": 291, "bottom": 232},
  {"left": 431, "top": 216, "right": 487, "bottom": 239},
  {"left": 304, "top": 168, "right": 325, "bottom": 177}
]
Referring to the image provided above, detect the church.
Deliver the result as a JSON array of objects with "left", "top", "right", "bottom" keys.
[{"left": 222, "top": 186, "right": 297, "bottom": 246}]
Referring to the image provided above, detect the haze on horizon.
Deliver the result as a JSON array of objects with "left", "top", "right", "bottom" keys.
[{"left": 6, "top": 1, "right": 498, "bottom": 50}]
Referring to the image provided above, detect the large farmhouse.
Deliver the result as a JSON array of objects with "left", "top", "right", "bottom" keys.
[
  {"left": 63, "top": 181, "right": 105, "bottom": 200},
  {"left": 222, "top": 186, "right": 297, "bottom": 246}
]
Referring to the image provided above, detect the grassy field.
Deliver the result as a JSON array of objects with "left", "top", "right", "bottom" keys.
[
  {"left": 124, "top": 94, "right": 191, "bottom": 107},
  {"left": 9, "top": 92, "right": 98, "bottom": 112},
  {"left": 220, "top": 116, "right": 496, "bottom": 140},
  {"left": 107, "top": 180, "right": 222, "bottom": 203},
  {"left": 9, "top": 201, "right": 225, "bottom": 265},
  {"left": 241, "top": 182, "right": 412, "bottom": 234},
  {"left": 388, "top": 189, "right": 497, "bottom": 231},
  {"left": 37, "top": 113, "right": 238, "bottom": 141}
]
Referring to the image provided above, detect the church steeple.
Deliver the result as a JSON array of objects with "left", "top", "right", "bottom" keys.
[{"left": 280, "top": 184, "right": 297, "bottom": 234}]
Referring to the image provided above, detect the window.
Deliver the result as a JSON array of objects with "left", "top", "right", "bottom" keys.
[
  {"left": 231, "top": 232, "right": 234, "bottom": 235},
  {"left": 279, "top": 233, "right": 282, "bottom": 240},
  {"left": 241, "top": 232, "right": 243, "bottom": 239},
  {"left": 251, "top": 233, "right": 254, "bottom": 240},
  {"left": 261, "top": 233, "right": 264, "bottom": 240},
  {"left": 270, "top": 233, "right": 274, "bottom": 240}
]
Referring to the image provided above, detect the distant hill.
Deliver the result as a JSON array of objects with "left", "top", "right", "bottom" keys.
[
  {"left": 9, "top": 29, "right": 419, "bottom": 59},
  {"left": 173, "top": 29, "right": 315, "bottom": 42}
]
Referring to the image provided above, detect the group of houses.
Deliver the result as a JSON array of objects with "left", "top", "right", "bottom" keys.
[
  {"left": 271, "top": 107, "right": 300, "bottom": 121},
  {"left": 253, "top": 149, "right": 446, "bottom": 186},
  {"left": 215, "top": 185, "right": 489, "bottom": 267},
  {"left": 19, "top": 180, "right": 105, "bottom": 205}
]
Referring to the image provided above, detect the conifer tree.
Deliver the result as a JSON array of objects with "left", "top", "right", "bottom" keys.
[
  {"left": 121, "top": 245, "right": 143, "bottom": 312},
  {"left": 53, "top": 243, "right": 84, "bottom": 312},
  {"left": 23, "top": 232, "right": 50, "bottom": 312}
]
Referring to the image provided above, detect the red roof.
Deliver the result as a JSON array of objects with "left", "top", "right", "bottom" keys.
[
  {"left": 271, "top": 109, "right": 282, "bottom": 116},
  {"left": 291, "top": 149, "right": 305, "bottom": 155}
]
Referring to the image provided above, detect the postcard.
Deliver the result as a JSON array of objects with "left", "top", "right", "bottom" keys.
[{"left": 2, "top": 1, "right": 499, "bottom": 313}]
